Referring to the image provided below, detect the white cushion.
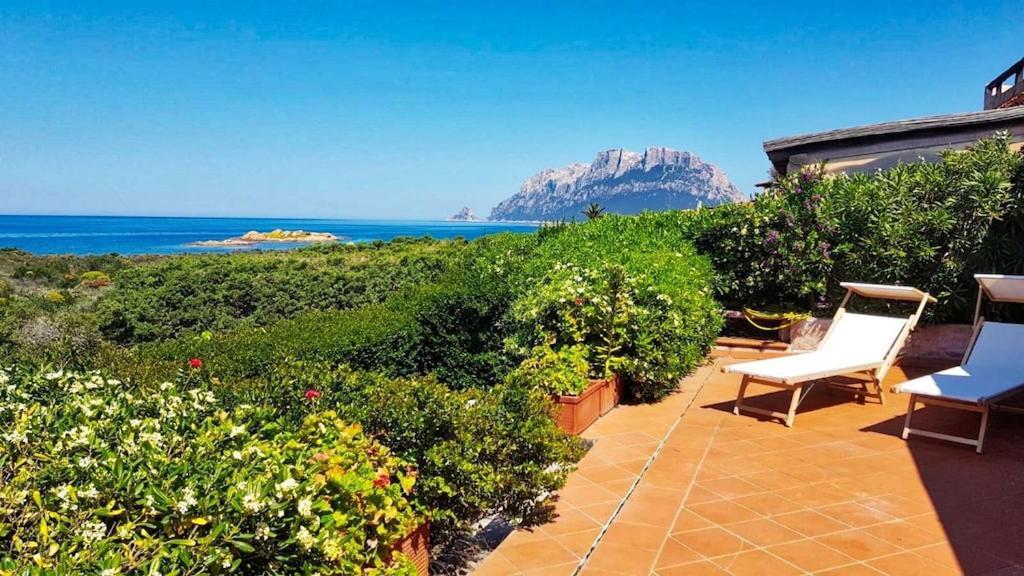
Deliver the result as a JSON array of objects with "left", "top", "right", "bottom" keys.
[
  {"left": 898, "top": 322, "right": 1024, "bottom": 404},
  {"left": 725, "top": 313, "right": 908, "bottom": 384},
  {"left": 897, "top": 366, "right": 1024, "bottom": 404}
]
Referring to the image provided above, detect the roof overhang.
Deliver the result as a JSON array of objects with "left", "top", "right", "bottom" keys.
[{"left": 763, "top": 107, "right": 1024, "bottom": 175}]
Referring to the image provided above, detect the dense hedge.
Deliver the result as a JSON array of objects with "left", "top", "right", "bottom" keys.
[
  {"left": 107, "top": 304, "right": 421, "bottom": 381},
  {"left": 632, "top": 135, "right": 1024, "bottom": 323},
  {"left": 96, "top": 238, "right": 467, "bottom": 344},
  {"left": 0, "top": 367, "right": 423, "bottom": 575},
  {"left": 226, "top": 362, "right": 583, "bottom": 545},
  {"left": 505, "top": 216, "right": 723, "bottom": 400}
]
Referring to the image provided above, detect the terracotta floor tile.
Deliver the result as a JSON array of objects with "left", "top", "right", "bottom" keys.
[
  {"left": 724, "top": 517, "right": 805, "bottom": 547},
  {"left": 577, "top": 462, "right": 637, "bottom": 484},
  {"left": 859, "top": 520, "right": 944, "bottom": 550},
  {"left": 670, "top": 509, "right": 714, "bottom": 534},
  {"left": 522, "top": 562, "right": 578, "bottom": 576},
  {"left": 711, "top": 549, "right": 804, "bottom": 576},
  {"left": 614, "top": 487, "right": 685, "bottom": 527},
  {"left": 673, "top": 526, "right": 749, "bottom": 559},
  {"left": 556, "top": 483, "right": 623, "bottom": 508},
  {"left": 539, "top": 508, "right": 603, "bottom": 537},
  {"left": 599, "top": 521, "right": 670, "bottom": 551},
  {"left": 866, "top": 551, "right": 962, "bottom": 576},
  {"left": 583, "top": 542, "right": 654, "bottom": 574},
  {"left": 499, "top": 540, "right": 579, "bottom": 573},
  {"left": 575, "top": 500, "right": 622, "bottom": 524},
  {"left": 767, "top": 538, "right": 858, "bottom": 572},
  {"left": 655, "top": 560, "right": 731, "bottom": 575},
  {"left": 731, "top": 492, "right": 805, "bottom": 517},
  {"left": 471, "top": 551, "right": 521, "bottom": 576},
  {"left": 552, "top": 528, "right": 600, "bottom": 557},
  {"left": 816, "top": 501, "right": 896, "bottom": 528},
  {"left": 816, "top": 529, "right": 904, "bottom": 561},
  {"left": 697, "top": 476, "right": 765, "bottom": 499},
  {"left": 687, "top": 499, "right": 762, "bottom": 525},
  {"left": 685, "top": 484, "right": 724, "bottom": 505},
  {"left": 814, "top": 563, "right": 886, "bottom": 576},
  {"left": 654, "top": 535, "right": 704, "bottom": 569}
]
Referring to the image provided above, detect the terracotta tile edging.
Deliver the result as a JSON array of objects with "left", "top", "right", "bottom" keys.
[{"left": 570, "top": 365, "right": 717, "bottom": 575}]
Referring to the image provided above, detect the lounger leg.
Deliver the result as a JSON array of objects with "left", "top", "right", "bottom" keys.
[
  {"left": 902, "top": 394, "right": 916, "bottom": 440},
  {"left": 875, "top": 379, "right": 886, "bottom": 405},
  {"left": 734, "top": 376, "right": 750, "bottom": 416},
  {"left": 977, "top": 405, "right": 991, "bottom": 455},
  {"left": 786, "top": 385, "right": 802, "bottom": 427}
]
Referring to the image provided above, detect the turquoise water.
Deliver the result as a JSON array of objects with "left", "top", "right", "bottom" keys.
[{"left": 0, "top": 215, "right": 538, "bottom": 255}]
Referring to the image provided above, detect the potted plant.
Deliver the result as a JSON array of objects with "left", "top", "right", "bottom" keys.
[{"left": 508, "top": 343, "right": 613, "bottom": 434}]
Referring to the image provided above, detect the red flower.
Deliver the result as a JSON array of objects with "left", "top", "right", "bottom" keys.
[
  {"left": 304, "top": 389, "right": 321, "bottom": 400},
  {"left": 188, "top": 358, "right": 203, "bottom": 369},
  {"left": 373, "top": 473, "right": 391, "bottom": 488}
]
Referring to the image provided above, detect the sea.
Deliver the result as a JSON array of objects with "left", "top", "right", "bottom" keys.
[{"left": 0, "top": 215, "right": 539, "bottom": 256}]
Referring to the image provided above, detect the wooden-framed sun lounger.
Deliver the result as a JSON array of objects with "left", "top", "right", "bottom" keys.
[
  {"left": 897, "top": 274, "right": 1024, "bottom": 453},
  {"left": 724, "top": 282, "right": 934, "bottom": 427}
]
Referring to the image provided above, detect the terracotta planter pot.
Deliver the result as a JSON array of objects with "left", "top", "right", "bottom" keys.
[
  {"left": 553, "top": 376, "right": 621, "bottom": 435},
  {"left": 391, "top": 522, "right": 429, "bottom": 575},
  {"left": 599, "top": 375, "right": 622, "bottom": 416}
]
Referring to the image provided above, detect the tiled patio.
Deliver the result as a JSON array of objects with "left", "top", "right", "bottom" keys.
[{"left": 472, "top": 358, "right": 1024, "bottom": 576}]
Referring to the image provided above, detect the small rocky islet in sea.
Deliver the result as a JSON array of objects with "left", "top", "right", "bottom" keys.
[{"left": 191, "top": 229, "right": 339, "bottom": 247}]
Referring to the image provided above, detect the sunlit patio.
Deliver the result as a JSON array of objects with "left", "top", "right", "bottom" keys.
[{"left": 473, "top": 353, "right": 1024, "bottom": 576}]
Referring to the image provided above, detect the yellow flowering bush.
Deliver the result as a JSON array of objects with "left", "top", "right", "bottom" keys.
[{"left": 0, "top": 366, "right": 422, "bottom": 575}]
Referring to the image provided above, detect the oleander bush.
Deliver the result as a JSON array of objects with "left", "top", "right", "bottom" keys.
[
  {"left": 0, "top": 367, "right": 423, "bottom": 575},
  {"left": 665, "top": 134, "right": 1024, "bottom": 323}
]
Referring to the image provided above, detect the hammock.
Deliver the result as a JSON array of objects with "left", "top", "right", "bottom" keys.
[{"left": 742, "top": 308, "right": 811, "bottom": 331}]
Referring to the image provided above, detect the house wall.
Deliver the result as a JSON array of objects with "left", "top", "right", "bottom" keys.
[{"left": 784, "top": 126, "right": 1024, "bottom": 175}]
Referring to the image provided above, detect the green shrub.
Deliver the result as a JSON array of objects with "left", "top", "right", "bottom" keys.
[
  {"left": 96, "top": 238, "right": 466, "bottom": 344},
  {"left": 510, "top": 260, "right": 720, "bottom": 401},
  {"left": 129, "top": 304, "right": 421, "bottom": 381},
  {"left": 0, "top": 367, "right": 422, "bottom": 575},
  {"left": 507, "top": 344, "right": 591, "bottom": 395},
  {"left": 227, "top": 362, "right": 584, "bottom": 546},
  {"left": 505, "top": 217, "right": 722, "bottom": 400},
  {"left": 78, "top": 270, "right": 112, "bottom": 289},
  {"left": 659, "top": 134, "right": 1024, "bottom": 323}
]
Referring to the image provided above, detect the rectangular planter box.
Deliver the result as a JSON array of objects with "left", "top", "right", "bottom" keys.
[
  {"left": 553, "top": 376, "right": 621, "bottom": 435},
  {"left": 392, "top": 522, "right": 429, "bottom": 575}
]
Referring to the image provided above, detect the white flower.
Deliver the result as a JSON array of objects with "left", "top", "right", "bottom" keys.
[
  {"left": 101, "top": 568, "right": 119, "bottom": 576},
  {"left": 79, "top": 484, "right": 99, "bottom": 500},
  {"left": 229, "top": 425, "right": 245, "bottom": 438},
  {"left": 176, "top": 488, "right": 197, "bottom": 514},
  {"left": 275, "top": 477, "right": 298, "bottom": 494},
  {"left": 242, "top": 491, "right": 263, "bottom": 514},
  {"left": 297, "top": 497, "right": 313, "bottom": 518},
  {"left": 296, "top": 526, "right": 315, "bottom": 549},
  {"left": 81, "top": 520, "right": 106, "bottom": 543}
]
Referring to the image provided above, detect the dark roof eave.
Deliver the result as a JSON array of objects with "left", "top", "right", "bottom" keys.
[{"left": 763, "top": 107, "right": 1024, "bottom": 154}]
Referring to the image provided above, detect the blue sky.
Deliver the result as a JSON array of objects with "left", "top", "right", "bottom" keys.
[{"left": 1, "top": 1, "right": 1020, "bottom": 219}]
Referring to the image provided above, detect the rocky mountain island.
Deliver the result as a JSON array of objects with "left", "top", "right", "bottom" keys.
[{"left": 489, "top": 147, "right": 745, "bottom": 221}]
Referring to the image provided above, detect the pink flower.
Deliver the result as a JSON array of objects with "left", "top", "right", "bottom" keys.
[
  {"left": 304, "top": 389, "right": 321, "bottom": 400},
  {"left": 373, "top": 473, "right": 391, "bottom": 489},
  {"left": 188, "top": 358, "right": 203, "bottom": 369}
]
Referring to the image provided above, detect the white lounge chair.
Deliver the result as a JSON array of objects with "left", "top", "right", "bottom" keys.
[
  {"left": 898, "top": 274, "right": 1024, "bottom": 453},
  {"left": 724, "top": 282, "right": 934, "bottom": 427}
]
